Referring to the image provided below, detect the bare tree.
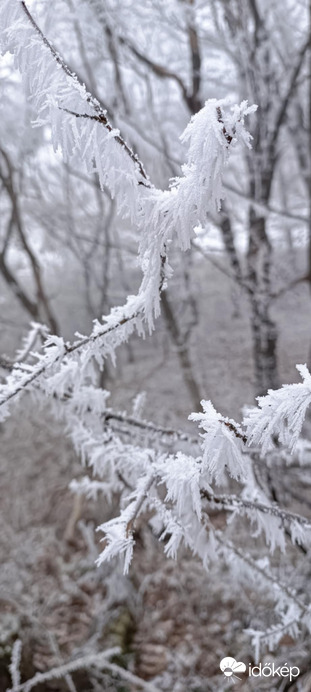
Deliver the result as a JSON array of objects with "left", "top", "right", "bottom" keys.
[{"left": 0, "top": 147, "right": 59, "bottom": 333}]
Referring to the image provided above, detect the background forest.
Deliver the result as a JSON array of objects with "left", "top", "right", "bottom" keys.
[{"left": 0, "top": 0, "right": 311, "bottom": 690}]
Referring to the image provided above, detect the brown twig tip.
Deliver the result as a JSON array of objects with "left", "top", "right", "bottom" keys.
[
  {"left": 216, "top": 106, "right": 233, "bottom": 146},
  {"left": 223, "top": 420, "right": 248, "bottom": 444}
]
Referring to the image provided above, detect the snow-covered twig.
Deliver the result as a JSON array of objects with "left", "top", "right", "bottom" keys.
[
  {"left": 6, "top": 648, "right": 120, "bottom": 692},
  {"left": 96, "top": 471, "right": 156, "bottom": 574},
  {"left": 9, "top": 640, "right": 22, "bottom": 690},
  {"left": 202, "top": 490, "right": 311, "bottom": 533},
  {"left": 15, "top": 322, "right": 49, "bottom": 363},
  {"left": 20, "top": 2, "right": 151, "bottom": 187}
]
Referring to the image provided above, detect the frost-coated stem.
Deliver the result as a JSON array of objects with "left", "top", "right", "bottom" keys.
[
  {"left": 9, "top": 640, "right": 22, "bottom": 690},
  {"left": 125, "top": 471, "right": 156, "bottom": 536},
  {"left": 20, "top": 2, "right": 151, "bottom": 187},
  {"left": 202, "top": 490, "right": 311, "bottom": 531},
  {"left": 7, "top": 648, "right": 120, "bottom": 692},
  {"left": 217, "top": 536, "right": 307, "bottom": 613}
]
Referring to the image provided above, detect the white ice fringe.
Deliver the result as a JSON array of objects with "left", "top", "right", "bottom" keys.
[{"left": 245, "top": 364, "right": 311, "bottom": 453}]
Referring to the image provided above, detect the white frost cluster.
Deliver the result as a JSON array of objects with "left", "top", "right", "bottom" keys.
[
  {"left": 245, "top": 364, "right": 311, "bottom": 453},
  {"left": 189, "top": 400, "right": 248, "bottom": 484}
]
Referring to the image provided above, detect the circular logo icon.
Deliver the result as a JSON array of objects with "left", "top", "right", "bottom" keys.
[{"left": 220, "top": 657, "right": 246, "bottom": 679}]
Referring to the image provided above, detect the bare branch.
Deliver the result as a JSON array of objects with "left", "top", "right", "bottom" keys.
[{"left": 119, "top": 36, "right": 191, "bottom": 110}]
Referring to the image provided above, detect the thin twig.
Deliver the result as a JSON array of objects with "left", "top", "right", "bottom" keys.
[{"left": 202, "top": 490, "right": 311, "bottom": 531}]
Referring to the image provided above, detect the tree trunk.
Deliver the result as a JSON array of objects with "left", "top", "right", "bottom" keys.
[
  {"left": 249, "top": 293, "right": 279, "bottom": 396},
  {"left": 161, "top": 291, "right": 202, "bottom": 410},
  {"left": 247, "top": 208, "right": 279, "bottom": 396}
]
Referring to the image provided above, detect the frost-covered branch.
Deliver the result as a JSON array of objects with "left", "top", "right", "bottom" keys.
[
  {"left": 3, "top": 0, "right": 311, "bottom": 670},
  {"left": 75, "top": 372, "right": 311, "bottom": 577},
  {"left": 14, "top": 322, "right": 49, "bottom": 363},
  {"left": 245, "top": 364, "right": 311, "bottom": 453},
  {"left": 102, "top": 411, "right": 200, "bottom": 446},
  {"left": 6, "top": 645, "right": 161, "bottom": 692},
  {"left": 20, "top": 1, "right": 150, "bottom": 187},
  {"left": 96, "top": 471, "right": 156, "bottom": 574},
  {"left": 202, "top": 490, "right": 311, "bottom": 546},
  {"left": 9, "top": 640, "right": 22, "bottom": 691},
  {"left": 8, "top": 650, "right": 121, "bottom": 692},
  {"left": 202, "top": 491, "right": 311, "bottom": 530},
  {"left": 0, "top": 0, "right": 256, "bottom": 420},
  {"left": 216, "top": 536, "right": 311, "bottom": 660}
]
